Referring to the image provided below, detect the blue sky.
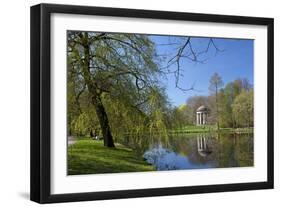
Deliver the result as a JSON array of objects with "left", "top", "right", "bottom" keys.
[{"left": 149, "top": 35, "right": 254, "bottom": 107}]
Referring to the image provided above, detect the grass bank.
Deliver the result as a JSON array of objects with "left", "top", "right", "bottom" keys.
[
  {"left": 68, "top": 139, "right": 154, "bottom": 175},
  {"left": 170, "top": 125, "right": 253, "bottom": 134}
]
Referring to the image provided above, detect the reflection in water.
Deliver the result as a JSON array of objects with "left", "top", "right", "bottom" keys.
[
  {"left": 139, "top": 133, "right": 253, "bottom": 171},
  {"left": 197, "top": 135, "right": 212, "bottom": 157},
  {"left": 143, "top": 145, "right": 213, "bottom": 170}
]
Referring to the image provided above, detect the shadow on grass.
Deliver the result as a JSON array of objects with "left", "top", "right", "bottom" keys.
[{"left": 68, "top": 139, "right": 154, "bottom": 175}]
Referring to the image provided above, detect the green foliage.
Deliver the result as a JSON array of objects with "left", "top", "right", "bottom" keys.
[
  {"left": 218, "top": 89, "right": 234, "bottom": 127},
  {"left": 218, "top": 79, "right": 252, "bottom": 128},
  {"left": 67, "top": 30, "right": 254, "bottom": 147},
  {"left": 71, "top": 108, "right": 99, "bottom": 136},
  {"left": 182, "top": 77, "right": 253, "bottom": 129},
  {"left": 232, "top": 90, "right": 254, "bottom": 127},
  {"left": 209, "top": 73, "right": 224, "bottom": 130},
  {"left": 67, "top": 31, "right": 169, "bottom": 145},
  {"left": 73, "top": 113, "right": 89, "bottom": 136},
  {"left": 169, "top": 104, "right": 193, "bottom": 129}
]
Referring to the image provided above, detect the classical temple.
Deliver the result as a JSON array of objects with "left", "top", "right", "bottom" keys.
[{"left": 196, "top": 105, "right": 208, "bottom": 125}]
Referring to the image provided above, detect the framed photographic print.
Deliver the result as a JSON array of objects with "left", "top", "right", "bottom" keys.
[{"left": 30, "top": 3, "right": 274, "bottom": 203}]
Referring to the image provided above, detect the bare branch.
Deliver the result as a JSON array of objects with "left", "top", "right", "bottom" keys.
[{"left": 165, "top": 37, "right": 223, "bottom": 91}]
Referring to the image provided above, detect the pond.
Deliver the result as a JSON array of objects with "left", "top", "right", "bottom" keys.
[{"left": 123, "top": 132, "right": 253, "bottom": 171}]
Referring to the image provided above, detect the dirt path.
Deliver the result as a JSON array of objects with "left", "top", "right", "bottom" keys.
[{"left": 68, "top": 136, "right": 76, "bottom": 146}]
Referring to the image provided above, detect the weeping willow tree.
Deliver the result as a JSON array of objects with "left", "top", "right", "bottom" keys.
[
  {"left": 101, "top": 86, "right": 169, "bottom": 152},
  {"left": 67, "top": 31, "right": 168, "bottom": 147}
]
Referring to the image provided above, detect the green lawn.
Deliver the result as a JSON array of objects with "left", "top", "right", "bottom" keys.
[
  {"left": 171, "top": 125, "right": 216, "bottom": 133},
  {"left": 68, "top": 139, "right": 154, "bottom": 175},
  {"left": 170, "top": 125, "right": 253, "bottom": 134}
]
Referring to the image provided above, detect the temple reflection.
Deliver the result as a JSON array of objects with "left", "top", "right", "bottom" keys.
[{"left": 197, "top": 134, "right": 212, "bottom": 157}]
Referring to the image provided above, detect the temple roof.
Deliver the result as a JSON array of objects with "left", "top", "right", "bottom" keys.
[{"left": 196, "top": 105, "right": 208, "bottom": 112}]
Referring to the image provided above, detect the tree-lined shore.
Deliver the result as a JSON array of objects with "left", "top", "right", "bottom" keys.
[
  {"left": 170, "top": 76, "right": 254, "bottom": 131},
  {"left": 67, "top": 31, "right": 254, "bottom": 174}
]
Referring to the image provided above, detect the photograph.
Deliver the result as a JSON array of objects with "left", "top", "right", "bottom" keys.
[
  {"left": 30, "top": 3, "right": 274, "bottom": 203},
  {"left": 66, "top": 31, "right": 254, "bottom": 175}
]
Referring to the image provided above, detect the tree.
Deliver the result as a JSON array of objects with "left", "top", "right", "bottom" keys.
[
  {"left": 169, "top": 104, "right": 193, "bottom": 129},
  {"left": 232, "top": 90, "right": 253, "bottom": 127},
  {"left": 67, "top": 32, "right": 162, "bottom": 147},
  {"left": 219, "top": 78, "right": 252, "bottom": 128},
  {"left": 166, "top": 38, "right": 223, "bottom": 91},
  {"left": 209, "top": 73, "right": 224, "bottom": 130},
  {"left": 67, "top": 32, "right": 225, "bottom": 148},
  {"left": 217, "top": 89, "right": 233, "bottom": 127}
]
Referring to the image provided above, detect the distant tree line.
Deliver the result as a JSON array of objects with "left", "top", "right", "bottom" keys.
[{"left": 170, "top": 75, "right": 253, "bottom": 129}]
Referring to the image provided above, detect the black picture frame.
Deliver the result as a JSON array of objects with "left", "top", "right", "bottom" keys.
[{"left": 30, "top": 3, "right": 274, "bottom": 204}]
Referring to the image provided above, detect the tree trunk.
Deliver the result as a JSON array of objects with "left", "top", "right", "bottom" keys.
[
  {"left": 215, "top": 85, "right": 220, "bottom": 132},
  {"left": 92, "top": 96, "right": 115, "bottom": 147},
  {"left": 80, "top": 32, "right": 115, "bottom": 147}
]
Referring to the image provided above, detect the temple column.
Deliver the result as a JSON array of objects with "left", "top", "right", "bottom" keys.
[
  {"left": 203, "top": 113, "right": 205, "bottom": 125},
  {"left": 203, "top": 137, "right": 207, "bottom": 148}
]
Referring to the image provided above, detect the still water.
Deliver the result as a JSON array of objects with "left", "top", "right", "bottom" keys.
[{"left": 125, "top": 132, "right": 253, "bottom": 171}]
